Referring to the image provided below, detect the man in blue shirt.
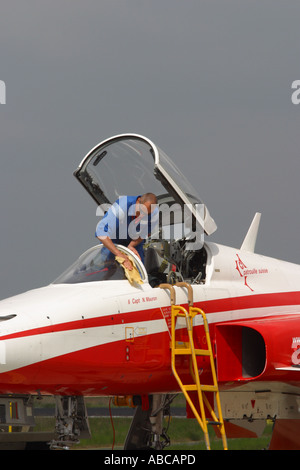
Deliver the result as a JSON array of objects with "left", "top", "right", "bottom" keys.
[{"left": 96, "top": 193, "right": 158, "bottom": 271}]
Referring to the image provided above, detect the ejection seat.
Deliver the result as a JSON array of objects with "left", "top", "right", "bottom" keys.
[{"left": 144, "top": 247, "right": 167, "bottom": 287}]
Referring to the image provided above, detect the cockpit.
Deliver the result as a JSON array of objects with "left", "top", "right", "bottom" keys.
[
  {"left": 53, "top": 240, "right": 207, "bottom": 288},
  {"left": 61, "top": 134, "right": 217, "bottom": 288},
  {"left": 143, "top": 239, "right": 208, "bottom": 287}
]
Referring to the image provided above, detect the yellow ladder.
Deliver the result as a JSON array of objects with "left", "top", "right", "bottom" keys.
[{"left": 160, "top": 282, "right": 228, "bottom": 450}]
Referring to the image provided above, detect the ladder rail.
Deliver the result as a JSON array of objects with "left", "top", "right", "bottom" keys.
[
  {"left": 190, "top": 306, "right": 228, "bottom": 449},
  {"left": 171, "top": 305, "right": 210, "bottom": 449},
  {"left": 160, "top": 282, "right": 228, "bottom": 450}
]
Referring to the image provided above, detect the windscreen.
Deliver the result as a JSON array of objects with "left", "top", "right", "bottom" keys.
[{"left": 53, "top": 245, "right": 127, "bottom": 284}]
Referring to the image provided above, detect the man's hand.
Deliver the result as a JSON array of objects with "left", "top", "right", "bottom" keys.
[
  {"left": 128, "top": 239, "right": 142, "bottom": 260},
  {"left": 118, "top": 253, "right": 133, "bottom": 271},
  {"left": 127, "top": 245, "right": 141, "bottom": 259},
  {"left": 97, "top": 236, "right": 133, "bottom": 271}
]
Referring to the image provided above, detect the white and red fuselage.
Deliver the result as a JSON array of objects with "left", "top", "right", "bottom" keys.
[{"left": 0, "top": 240, "right": 299, "bottom": 400}]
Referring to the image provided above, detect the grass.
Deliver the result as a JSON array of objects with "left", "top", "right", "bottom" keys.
[
  {"left": 33, "top": 416, "right": 272, "bottom": 450},
  {"left": 33, "top": 396, "right": 273, "bottom": 450}
]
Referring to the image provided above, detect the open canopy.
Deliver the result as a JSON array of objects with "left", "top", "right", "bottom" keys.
[{"left": 74, "top": 134, "right": 217, "bottom": 236}]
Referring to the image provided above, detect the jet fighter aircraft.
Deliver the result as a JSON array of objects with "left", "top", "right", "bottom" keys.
[{"left": 0, "top": 134, "right": 299, "bottom": 450}]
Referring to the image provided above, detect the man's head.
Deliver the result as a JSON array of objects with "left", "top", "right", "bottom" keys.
[{"left": 138, "top": 193, "right": 158, "bottom": 215}]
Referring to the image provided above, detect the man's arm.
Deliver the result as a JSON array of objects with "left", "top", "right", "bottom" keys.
[
  {"left": 97, "top": 236, "right": 133, "bottom": 271},
  {"left": 127, "top": 237, "right": 143, "bottom": 259}
]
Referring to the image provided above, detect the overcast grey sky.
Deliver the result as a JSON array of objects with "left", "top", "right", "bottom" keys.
[{"left": 0, "top": 1, "right": 299, "bottom": 299}]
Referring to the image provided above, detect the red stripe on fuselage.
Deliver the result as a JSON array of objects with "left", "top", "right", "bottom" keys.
[
  {"left": 202, "top": 291, "right": 300, "bottom": 313},
  {"left": 0, "top": 290, "right": 299, "bottom": 342},
  {"left": 0, "top": 309, "right": 163, "bottom": 341}
]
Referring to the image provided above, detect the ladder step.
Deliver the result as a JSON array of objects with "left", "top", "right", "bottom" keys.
[
  {"left": 207, "top": 421, "right": 222, "bottom": 426},
  {"left": 201, "top": 385, "right": 218, "bottom": 392},
  {"left": 174, "top": 348, "right": 211, "bottom": 356},
  {"left": 183, "top": 384, "right": 198, "bottom": 391},
  {"left": 183, "top": 384, "right": 218, "bottom": 392}
]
